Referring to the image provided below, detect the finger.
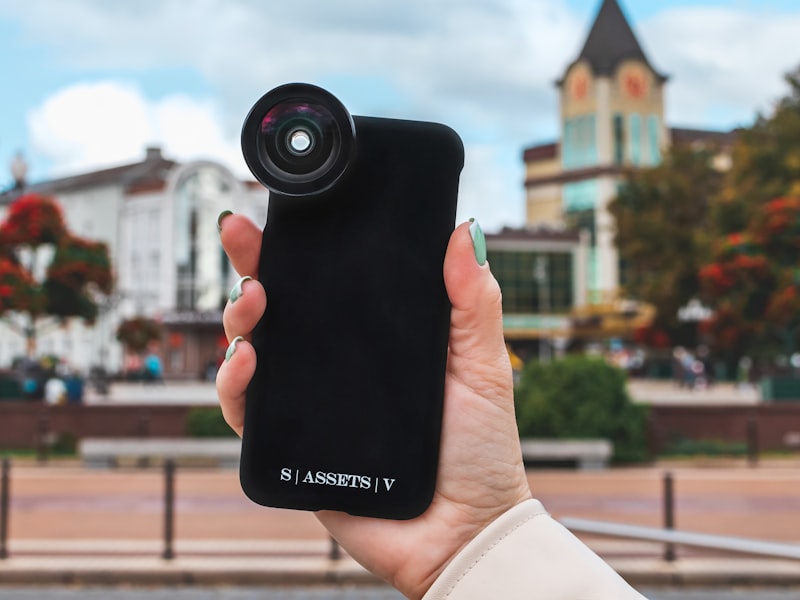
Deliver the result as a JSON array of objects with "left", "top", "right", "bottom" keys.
[
  {"left": 215, "top": 336, "right": 256, "bottom": 437},
  {"left": 443, "top": 220, "right": 507, "bottom": 360},
  {"left": 223, "top": 276, "right": 267, "bottom": 342},
  {"left": 218, "top": 212, "right": 263, "bottom": 278}
]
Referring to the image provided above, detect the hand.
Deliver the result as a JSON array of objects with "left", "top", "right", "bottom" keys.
[{"left": 216, "top": 214, "right": 532, "bottom": 599}]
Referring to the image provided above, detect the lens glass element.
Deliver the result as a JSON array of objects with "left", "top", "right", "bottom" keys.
[
  {"left": 288, "top": 129, "right": 313, "bottom": 155},
  {"left": 241, "top": 83, "right": 355, "bottom": 196},
  {"left": 260, "top": 101, "right": 338, "bottom": 179}
]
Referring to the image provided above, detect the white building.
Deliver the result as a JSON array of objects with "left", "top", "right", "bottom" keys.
[{"left": 0, "top": 147, "right": 268, "bottom": 379}]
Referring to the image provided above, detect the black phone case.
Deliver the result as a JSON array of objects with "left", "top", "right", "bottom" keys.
[{"left": 240, "top": 115, "right": 464, "bottom": 519}]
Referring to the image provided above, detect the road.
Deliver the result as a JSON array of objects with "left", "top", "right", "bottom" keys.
[{"left": 0, "top": 586, "right": 798, "bottom": 599}]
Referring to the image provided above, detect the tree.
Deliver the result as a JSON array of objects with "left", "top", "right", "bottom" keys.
[
  {"left": 514, "top": 355, "right": 649, "bottom": 463},
  {"left": 697, "top": 67, "right": 800, "bottom": 364},
  {"left": 715, "top": 67, "right": 800, "bottom": 235},
  {"left": 0, "top": 193, "right": 113, "bottom": 356},
  {"left": 609, "top": 144, "right": 724, "bottom": 347},
  {"left": 116, "top": 316, "right": 162, "bottom": 353},
  {"left": 699, "top": 196, "right": 800, "bottom": 362}
]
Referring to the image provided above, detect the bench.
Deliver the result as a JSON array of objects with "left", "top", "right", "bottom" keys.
[
  {"left": 79, "top": 438, "right": 241, "bottom": 469},
  {"left": 519, "top": 439, "right": 613, "bottom": 470}
]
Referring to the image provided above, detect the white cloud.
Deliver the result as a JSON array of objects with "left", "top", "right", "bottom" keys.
[
  {"left": 640, "top": 6, "right": 800, "bottom": 127},
  {"left": 7, "top": 1, "right": 800, "bottom": 230},
  {"left": 27, "top": 81, "right": 245, "bottom": 177}
]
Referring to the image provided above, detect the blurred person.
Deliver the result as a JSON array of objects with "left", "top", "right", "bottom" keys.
[
  {"left": 143, "top": 344, "right": 164, "bottom": 384},
  {"left": 216, "top": 212, "right": 645, "bottom": 600},
  {"left": 44, "top": 374, "right": 67, "bottom": 405}
]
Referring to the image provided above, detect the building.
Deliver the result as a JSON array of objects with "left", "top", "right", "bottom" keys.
[
  {"left": 0, "top": 147, "right": 268, "bottom": 379},
  {"left": 486, "top": 225, "right": 590, "bottom": 361},
  {"left": 524, "top": 0, "right": 735, "bottom": 304}
]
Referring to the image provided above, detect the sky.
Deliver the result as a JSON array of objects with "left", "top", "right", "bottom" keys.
[{"left": 1, "top": 0, "right": 800, "bottom": 231}]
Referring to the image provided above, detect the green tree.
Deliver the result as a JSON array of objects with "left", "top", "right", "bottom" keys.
[
  {"left": 715, "top": 66, "right": 800, "bottom": 235},
  {"left": 697, "top": 67, "right": 800, "bottom": 363},
  {"left": 514, "top": 355, "right": 649, "bottom": 463},
  {"left": 609, "top": 144, "right": 724, "bottom": 347},
  {"left": 0, "top": 193, "right": 113, "bottom": 356}
]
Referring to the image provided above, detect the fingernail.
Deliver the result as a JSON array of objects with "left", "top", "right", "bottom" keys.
[
  {"left": 217, "top": 210, "right": 233, "bottom": 233},
  {"left": 225, "top": 336, "right": 244, "bottom": 362},
  {"left": 229, "top": 276, "right": 252, "bottom": 304},
  {"left": 469, "top": 218, "right": 487, "bottom": 266}
]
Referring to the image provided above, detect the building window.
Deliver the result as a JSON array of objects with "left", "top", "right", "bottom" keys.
[
  {"left": 613, "top": 114, "right": 625, "bottom": 165},
  {"left": 486, "top": 250, "right": 574, "bottom": 314},
  {"left": 647, "top": 114, "right": 661, "bottom": 165},
  {"left": 629, "top": 114, "right": 642, "bottom": 165},
  {"left": 563, "top": 179, "right": 599, "bottom": 212},
  {"left": 562, "top": 114, "right": 597, "bottom": 169},
  {"left": 565, "top": 208, "right": 596, "bottom": 246}
]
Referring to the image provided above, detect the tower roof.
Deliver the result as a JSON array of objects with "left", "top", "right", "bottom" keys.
[{"left": 576, "top": 0, "right": 666, "bottom": 80}]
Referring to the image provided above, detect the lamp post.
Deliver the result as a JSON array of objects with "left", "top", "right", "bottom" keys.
[
  {"left": 534, "top": 255, "right": 551, "bottom": 363},
  {"left": 10, "top": 152, "right": 28, "bottom": 191}
]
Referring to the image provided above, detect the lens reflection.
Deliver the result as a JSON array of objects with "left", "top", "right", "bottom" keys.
[{"left": 260, "top": 101, "right": 339, "bottom": 179}]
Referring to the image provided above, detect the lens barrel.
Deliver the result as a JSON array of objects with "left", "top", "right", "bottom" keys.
[{"left": 241, "top": 83, "right": 356, "bottom": 196}]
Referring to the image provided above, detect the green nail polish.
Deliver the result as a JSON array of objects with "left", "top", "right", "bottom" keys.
[
  {"left": 225, "top": 336, "right": 244, "bottom": 362},
  {"left": 469, "top": 218, "right": 487, "bottom": 266},
  {"left": 229, "top": 276, "right": 252, "bottom": 304},
  {"left": 217, "top": 210, "right": 233, "bottom": 233}
]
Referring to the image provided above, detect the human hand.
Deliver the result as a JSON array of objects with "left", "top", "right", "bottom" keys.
[{"left": 216, "top": 213, "right": 531, "bottom": 599}]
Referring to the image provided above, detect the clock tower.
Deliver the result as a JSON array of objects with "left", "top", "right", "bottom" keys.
[{"left": 525, "top": 0, "right": 668, "bottom": 301}]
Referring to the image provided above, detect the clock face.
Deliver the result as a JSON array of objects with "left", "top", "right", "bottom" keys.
[
  {"left": 621, "top": 65, "right": 648, "bottom": 99},
  {"left": 568, "top": 65, "right": 590, "bottom": 101}
]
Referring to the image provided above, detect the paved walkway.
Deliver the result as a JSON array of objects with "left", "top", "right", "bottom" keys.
[
  {"left": 1, "top": 463, "right": 799, "bottom": 587},
  {"left": 627, "top": 379, "right": 761, "bottom": 405},
  {"left": 83, "top": 378, "right": 765, "bottom": 407}
]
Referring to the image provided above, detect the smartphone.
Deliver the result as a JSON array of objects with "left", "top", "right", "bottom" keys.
[{"left": 239, "top": 83, "right": 463, "bottom": 519}]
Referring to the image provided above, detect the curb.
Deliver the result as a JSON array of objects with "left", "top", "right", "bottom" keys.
[{"left": 2, "top": 557, "right": 800, "bottom": 588}]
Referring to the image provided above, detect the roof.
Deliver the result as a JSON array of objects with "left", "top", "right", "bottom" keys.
[
  {"left": 523, "top": 142, "right": 559, "bottom": 163},
  {"left": 670, "top": 127, "right": 738, "bottom": 148},
  {"left": 575, "top": 0, "right": 666, "bottom": 81},
  {"left": 0, "top": 147, "right": 178, "bottom": 205},
  {"left": 485, "top": 226, "right": 581, "bottom": 244}
]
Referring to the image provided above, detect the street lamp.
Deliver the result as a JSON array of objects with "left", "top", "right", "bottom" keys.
[
  {"left": 534, "top": 255, "right": 550, "bottom": 363},
  {"left": 10, "top": 152, "right": 28, "bottom": 190}
]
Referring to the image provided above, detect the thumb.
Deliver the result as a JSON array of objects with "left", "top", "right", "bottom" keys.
[{"left": 443, "top": 220, "right": 510, "bottom": 376}]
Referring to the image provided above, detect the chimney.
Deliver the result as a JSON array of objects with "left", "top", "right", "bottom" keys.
[{"left": 145, "top": 146, "right": 163, "bottom": 162}]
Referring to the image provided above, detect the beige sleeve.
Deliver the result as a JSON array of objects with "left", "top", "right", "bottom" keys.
[{"left": 422, "top": 499, "right": 647, "bottom": 600}]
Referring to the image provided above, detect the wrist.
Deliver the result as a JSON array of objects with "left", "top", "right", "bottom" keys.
[{"left": 401, "top": 488, "right": 533, "bottom": 599}]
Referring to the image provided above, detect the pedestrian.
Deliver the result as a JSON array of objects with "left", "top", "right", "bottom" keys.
[{"left": 143, "top": 345, "right": 164, "bottom": 384}]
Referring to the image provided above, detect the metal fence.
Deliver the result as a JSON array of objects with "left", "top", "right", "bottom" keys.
[{"left": 0, "top": 457, "right": 342, "bottom": 562}]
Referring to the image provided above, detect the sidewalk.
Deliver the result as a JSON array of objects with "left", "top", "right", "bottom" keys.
[
  {"left": 3, "top": 465, "right": 800, "bottom": 587},
  {"left": 83, "top": 378, "right": 765, "bottom": 407},
  {"left": 2, "top": 539, "right": 800, "bottom": 587},
  {"left": 627, "top": 379, "right": 761, "bottom": 405}
]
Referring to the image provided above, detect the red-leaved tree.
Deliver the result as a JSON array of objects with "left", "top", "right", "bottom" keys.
[
  {"left": 699, "top": 196, "right": 800, "bottom": 361},
  {"left": 0, "top": 193, "right": 113, "bottom": 356}
]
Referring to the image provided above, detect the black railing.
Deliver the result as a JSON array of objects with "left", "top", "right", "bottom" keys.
[{"left": 0, "top": 458, "right": 343, "bottom": 562}]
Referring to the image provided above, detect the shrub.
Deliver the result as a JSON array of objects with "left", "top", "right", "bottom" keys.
[
  {"left": 514, "top": 355, "right": 649, "bottom": 463},
  {"left": 186, "top": 407, "right": 238, "bottom": 438},
  {"left": 660, "top": 437, "right": 747, "bottom": 458}
]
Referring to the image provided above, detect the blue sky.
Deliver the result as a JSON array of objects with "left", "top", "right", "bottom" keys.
[{"left": 2, "top": 0, "right": 800, "bottom": 230}]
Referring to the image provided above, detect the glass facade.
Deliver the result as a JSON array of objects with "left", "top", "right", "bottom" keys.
[
  {"left": 613, "top": 114, "right": 625, "bottom": 165},
  {"left": 562, "top": 114, "right": 597, "bottom": 169},
  {"left": 629, "top": 113, "right": 642, "bottom": 165},
  {"left": 647, "top": 114, "right": 661, "bottom": 164},
  {"left": 563, "top": 179, "right": 599, "bottom": 212},
  {"left": 487, "top": 250, "right": 574, "bottom": 314},
  {"left": 174, "top": 167, "right": 234, "bottom": 311}
]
